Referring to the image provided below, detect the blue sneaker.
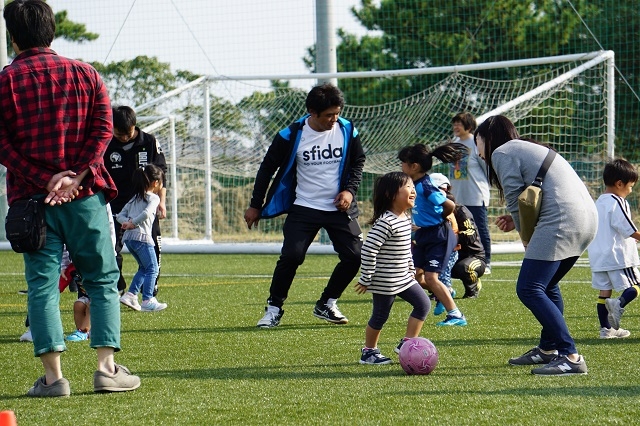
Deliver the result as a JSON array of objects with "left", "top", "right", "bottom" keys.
[
  {"left": 65, "top": 330, "right": 89, "bottom": 341},
  {"left": 433, "top": 301, "right": 445, "bottom": 316},
  {"left": 450, "top": 288, "right": 457, "bottom": 298},
  {"left": 436, "top": 315, "right": 467, "bottom": 326}
]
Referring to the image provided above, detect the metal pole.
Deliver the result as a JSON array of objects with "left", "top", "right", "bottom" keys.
[
  {"left": 315, "top": 0, "right": 337, "bottom": 86},
  {"left": 606, "top": 52, "right": 616, "bottom": 159},
  {"left": 203, "top": 83, "right": 213, "bottom": 241},
  {"left": 0, "top": 3, "right": 7, "bottom": 68},
  {"left": 169, "top": 116, "right": 179, "bottom": 239}
]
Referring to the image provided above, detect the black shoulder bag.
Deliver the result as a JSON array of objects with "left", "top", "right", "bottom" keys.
[{"left": 5, "top": 198, "right": 47, "bottom": 253}]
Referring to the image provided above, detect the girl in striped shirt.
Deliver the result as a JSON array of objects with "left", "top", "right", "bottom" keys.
[{"left": 355, "top": 172, "right": 431, "bottom": 365}]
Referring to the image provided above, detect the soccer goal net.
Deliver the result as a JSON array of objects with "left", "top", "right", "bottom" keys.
[{"left": 133, "top": 51, "right": 614, "bottom": 253}]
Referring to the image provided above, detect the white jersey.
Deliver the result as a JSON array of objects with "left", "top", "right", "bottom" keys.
[
  {"left": 294, "top": 118, "right": 343, "bottom": 211},
  {"left": 588, "top": 193, "right": 640, "bottom": 272},
  {"left": 358, "top": 211, "right": 417, "bottom": 295}
]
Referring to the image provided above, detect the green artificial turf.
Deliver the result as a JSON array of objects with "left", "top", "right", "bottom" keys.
[{"left": 0, "top": 252, "right": 638, "bottom": 425}]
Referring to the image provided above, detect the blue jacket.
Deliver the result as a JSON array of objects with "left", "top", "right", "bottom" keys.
[{"left": 249, "top": 115, "right": 365, "bottom": 219}]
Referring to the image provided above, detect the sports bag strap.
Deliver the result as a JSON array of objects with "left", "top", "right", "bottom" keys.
[{"left": 531, "top": 149, "right": 556, "bottom": 188}]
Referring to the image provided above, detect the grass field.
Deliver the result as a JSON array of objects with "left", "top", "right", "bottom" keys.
[{"left": 0, "top": 251, "right": 638, "bottom": 425}]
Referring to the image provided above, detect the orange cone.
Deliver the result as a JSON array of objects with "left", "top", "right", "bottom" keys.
[{"left": 0, "top": 411, "right": 17, "bottom": 426}]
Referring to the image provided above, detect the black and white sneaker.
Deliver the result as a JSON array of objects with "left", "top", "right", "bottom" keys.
[
  {"left": 394, "top": 337, "right": 409, "bottom": 354},
  {"left": 313, "top": 299, "right": 348, "bottom": 324},
  {"left": 256, "top": 306, "right": 284, "bottom": 328},
  {"left": 360, "top": 348, "right": 392, "bottom": 365},
  {"left": 508, "top": 347, "right": 558, "bottom": 366},
  {"left": 531, "top": 355, "right": 588, "bottom": 376}
]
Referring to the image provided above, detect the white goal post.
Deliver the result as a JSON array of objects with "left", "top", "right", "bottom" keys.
[{"left": 129, "top": 51, "right": 614, "bottom": 254}]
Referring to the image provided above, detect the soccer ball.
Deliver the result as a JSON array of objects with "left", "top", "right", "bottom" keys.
[{"left": 398, "top": 337, "right": 438, "bottom": 375}]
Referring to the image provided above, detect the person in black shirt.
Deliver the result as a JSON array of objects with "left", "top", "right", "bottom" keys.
[{"left": 104, "top": 106, "right": 167, "bottom": 295}]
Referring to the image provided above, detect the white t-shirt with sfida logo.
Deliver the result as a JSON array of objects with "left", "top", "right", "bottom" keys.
[{"left": 294, "top": 118, "right": 344, "bottom": 211}]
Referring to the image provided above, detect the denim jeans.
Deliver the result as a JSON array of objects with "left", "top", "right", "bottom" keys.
[
  {"left": 124, "top": 240, "right": 159, "bottom": 301},
  {"left": 516, "top": 257, "right": 579, "bottom": 356},
  {"left": 467, "top": 204, "right": 491, "bottom": 265}
]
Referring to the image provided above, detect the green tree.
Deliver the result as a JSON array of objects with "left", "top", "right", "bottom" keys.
[
  {"left": 311, "top": 0, "right": 595, "bottom": 105},
  {"left": 53, "top": 10, "right": 99, "bottom": 43},
  {"left": 307, "top": 0, "right": 639, "bottom": 159},
  {"left": 561, "top": 0, "right": 640, "bottom": 159},
  {"left": 4, "top": 4, "right": 99, "bottom": 57},
  {"left": 91, "top": 56, "right": 200, "bottom": 106}
]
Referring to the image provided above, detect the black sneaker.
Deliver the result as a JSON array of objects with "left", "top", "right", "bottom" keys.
[
  {"left": 508, "top": 347, "right": 558, "bottom": 366},
  {"left": 531, "top": 355, "right": 587, "bottom": 376},
  {"left": 394, "top": 338, "right": 409, "bottom": 354},
  {"left": 313, "top": 301, "right": 348, "bottom": 324},
  {"left": 360, "top": 348, "right": 392, "bottom": 365}
]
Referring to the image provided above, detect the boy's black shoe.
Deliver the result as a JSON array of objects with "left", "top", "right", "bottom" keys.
[{"left": 313, "top": 300, "right": 348, "bottom": 324}]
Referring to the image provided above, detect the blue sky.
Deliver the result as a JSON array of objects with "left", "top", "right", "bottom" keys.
[{"left": 47, "top": 0, "right": 367, "bottom": 78}]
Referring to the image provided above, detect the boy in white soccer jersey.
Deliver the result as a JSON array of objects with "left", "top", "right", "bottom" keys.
[{"left": 588, "top": 159, "right": 640, "bottom": 338}]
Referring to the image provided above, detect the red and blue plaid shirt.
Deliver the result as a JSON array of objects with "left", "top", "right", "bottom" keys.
[{"left": 0, "top": 48, "right": 117, "bottom": 205}]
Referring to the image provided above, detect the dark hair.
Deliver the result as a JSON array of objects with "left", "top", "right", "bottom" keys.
[
  {"left": 603, "top": 158, "right": 638, "bottom": 187},
  {"left": 474, "top": 115, "right": 521, "bottom": 199},
  {"left": 4, "top": 0, "right": 55, "bottom": 50},
  {"left": 112, "top": 106, "right": 137, "bottom": 133},
  {"left": 370, "top": 172, "right": 412, "bottom": 224},
  {"left": 397, "top": 143, "right": 466, "bottom": 172},
  {"left": 131, "top": 164, "right": 164, "bottom": 201},
  {"left": 306, "top": 83, "right": 345, "bottom": 114},
  {"left": 452, "top": 112, "right": 477, "bottom": 132}
]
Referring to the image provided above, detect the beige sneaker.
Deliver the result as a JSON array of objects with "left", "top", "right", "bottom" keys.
[
  {"left": 94, "top": 364, "right": 141, "bottom": 393},
  {"left": 27, "top": 376, "right": 70, "bottom": 397}
]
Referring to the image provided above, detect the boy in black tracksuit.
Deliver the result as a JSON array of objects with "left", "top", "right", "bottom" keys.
[
  {"left": 451, "top": 202, "right": 486, "bottom": 298},
  {"left": 104, "top": 106, "right": 168, "bottom": 294}
]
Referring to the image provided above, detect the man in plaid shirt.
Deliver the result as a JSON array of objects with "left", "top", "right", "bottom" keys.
[{"left": 0, "top": 0, "right": 140, "bottom": 397}]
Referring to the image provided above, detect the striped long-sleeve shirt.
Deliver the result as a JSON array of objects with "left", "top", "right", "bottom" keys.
[{"left": 358, "top": 211, "right": 417, "bottom": 295}]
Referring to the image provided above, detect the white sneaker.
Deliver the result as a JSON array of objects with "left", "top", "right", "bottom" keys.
[
  {"left": 119, "top": 292, "right": 141, "bottom": 311},
  {"left": 141, "top": 297, "right": 167, "bottom": 312},
  {"left": 605, "top": 298, "right": 624, "bottom": 330},
  {"left": 484, "top": 265, "right": 492, "bottom": 275},
  {"left": 599, "top": 327, "right": 630, "bottom": 339},
  {"left": 20, "top": 328, "right": 33, "bottom": 342},
  {"left": 257, "top": 306, "right": 284, "bottom": 328}
]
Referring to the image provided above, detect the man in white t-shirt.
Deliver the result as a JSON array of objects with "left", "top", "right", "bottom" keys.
[
  {"left": 448, "top": 112, "right": 492, "bottom": 272},
  {"left": 244, "top": 83, "right": 366, "bottom": 328}
]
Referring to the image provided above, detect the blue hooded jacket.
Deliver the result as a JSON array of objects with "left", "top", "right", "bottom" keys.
[{"left": 249, "top": 115, "right": 365, "bottom": 219}]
